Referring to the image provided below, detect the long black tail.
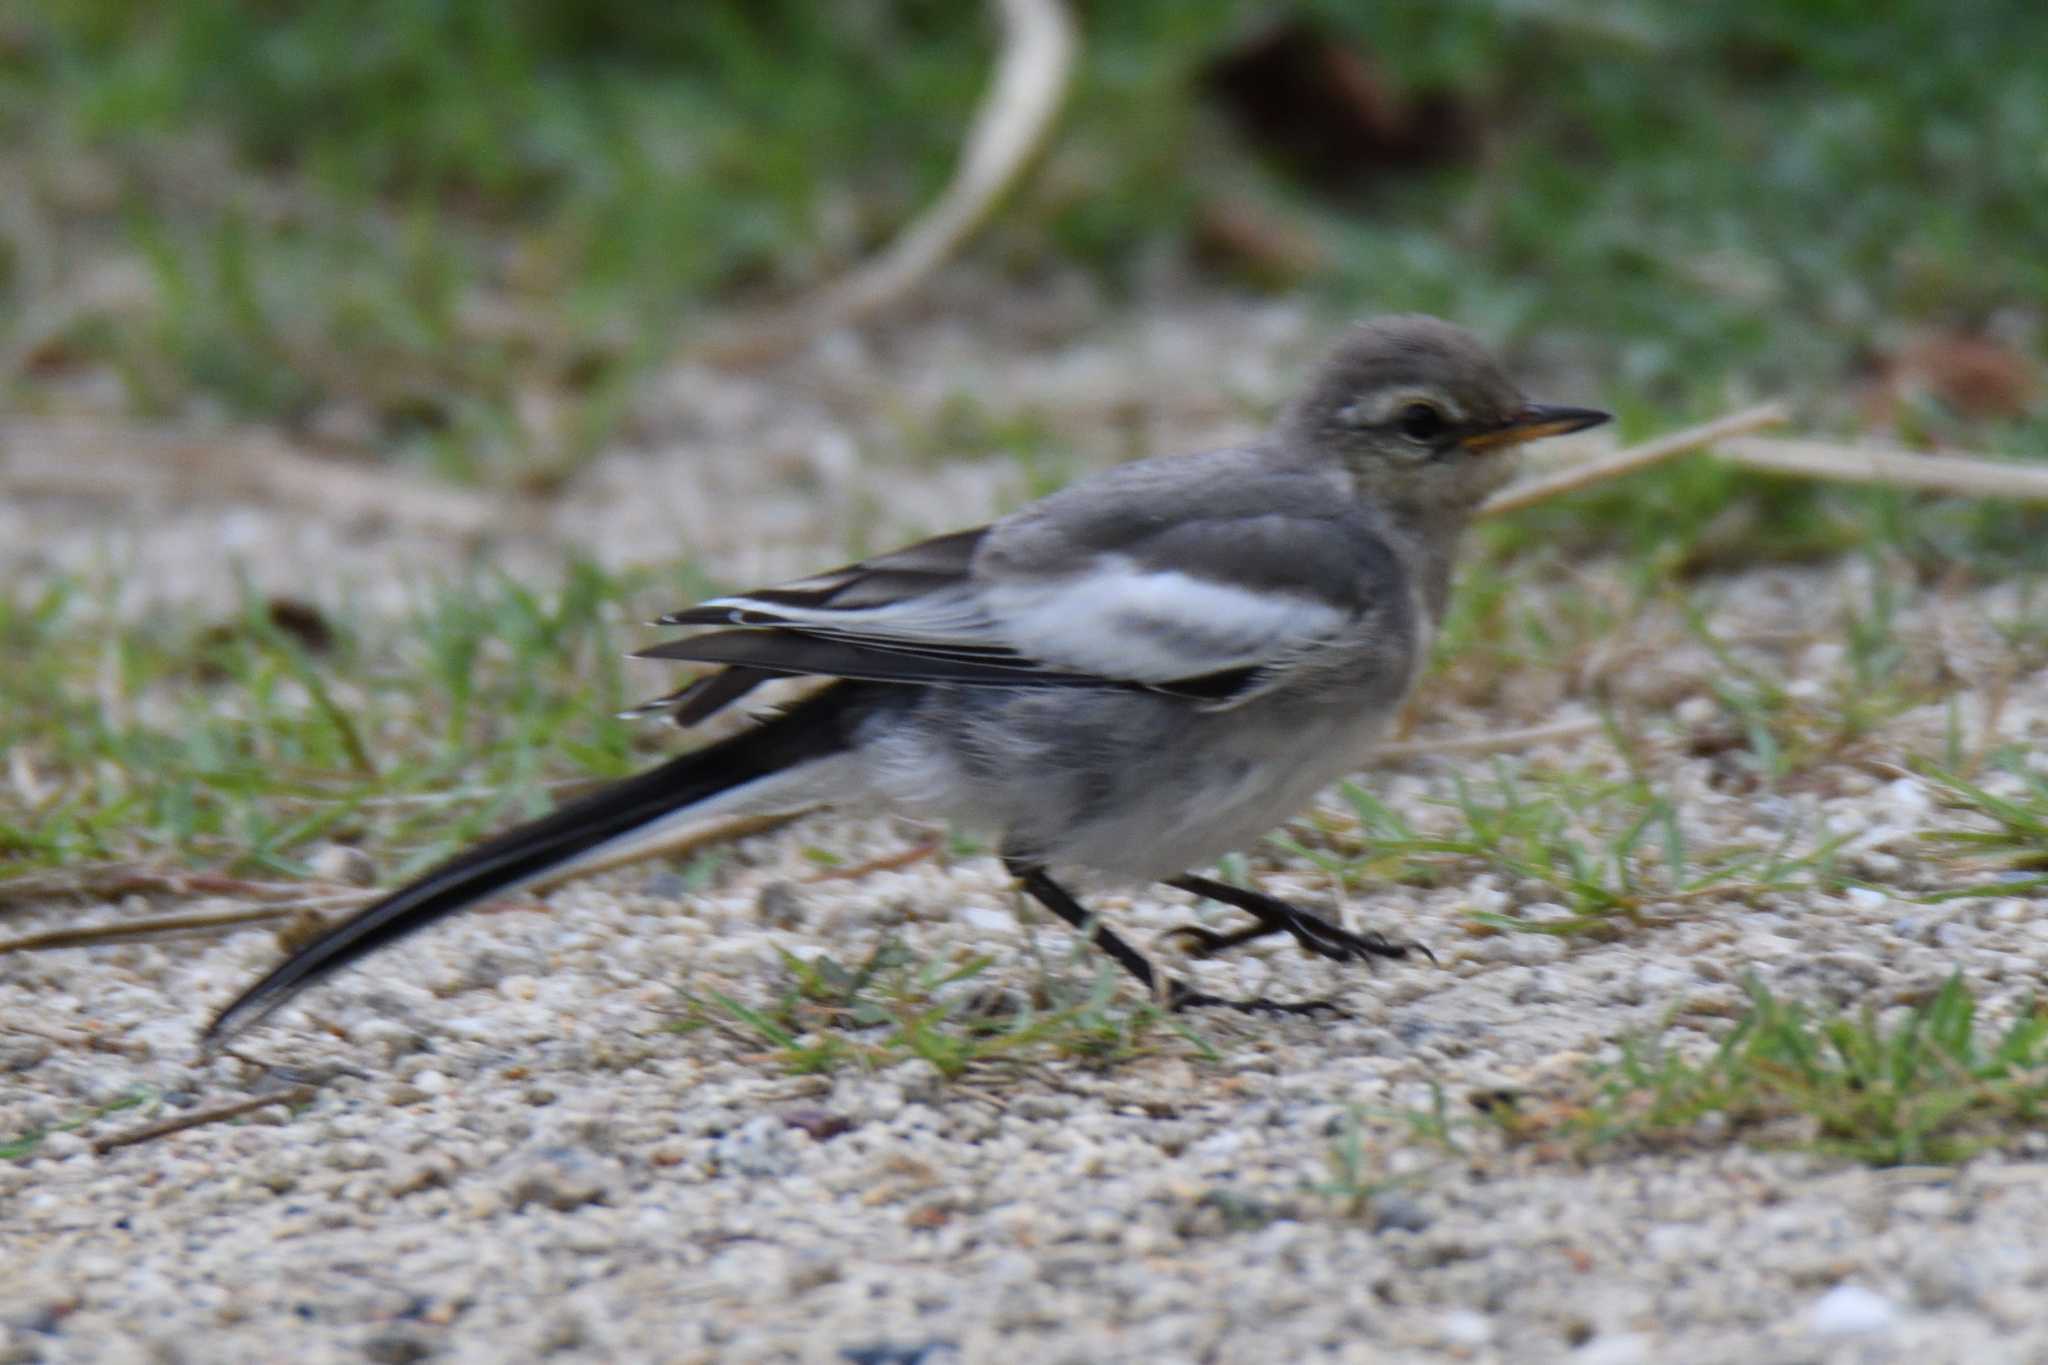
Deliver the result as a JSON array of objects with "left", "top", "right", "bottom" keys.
[{"left": 204, "top": 684, "right": 872, "bottom": 1042}]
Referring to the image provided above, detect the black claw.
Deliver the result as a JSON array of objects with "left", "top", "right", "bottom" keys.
[
  {"left": 1165, "top": 874, "right": 1421, "bottom": 969},
  {"left": 1160, "top": 923, "right": 1268, "bottom": 959},
  {"left": 1166, "top": 981, "right": 1350, "bottom": 1019}
]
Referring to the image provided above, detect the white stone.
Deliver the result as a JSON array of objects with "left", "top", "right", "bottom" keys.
[
  {"left": 1807, "top": 1284, "right": 1898, "bottom": 1336},
  {"left": 1438, "top": 1310, "right": 1493, "bottom": 1346},
  {"left": 1573, "top": 1335, "right": 1653, "bottom": 1365},
  {"left": 960, "top": 905, "right": 1016, "bottom": 934}
]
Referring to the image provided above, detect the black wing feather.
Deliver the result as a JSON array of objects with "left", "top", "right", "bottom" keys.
[{"left": 635, "top": 630, "right": 1111, "bottom": 689}]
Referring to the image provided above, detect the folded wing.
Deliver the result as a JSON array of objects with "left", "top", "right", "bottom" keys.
[{"left": 636, "top": 460, "right": 1393, "bottom": 723}]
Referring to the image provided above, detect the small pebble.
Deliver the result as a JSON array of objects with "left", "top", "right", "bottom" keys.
[
  {"left": 958, "top": 904, "right": 1016, "bottom": 934},
  {"left": 362, "top": 1332, "right": 433, "bottom": 1364},
  {"left": 642, "top": 870, "right": 694, "bottom": 900},
  {"left": 1807, "top": 1284, "right": 1898, "bottom": 1336},
  {"left": 1437, "top": 1309, "right": 1493, "bottom": 1346},
  {"left": 712, "top": 1116, "right": 804, "bottom": 1180},
  {"left": 1573, "top": 1334, "right": 1653, "bottom": 1365},
  {"left": 757, "top": 881, "right": 806, "bottom": 928},
  {"left": 1371, "top": 1195, "right": 1433, "bottom": 1234},
  {"left": 307, "top": 843, "right": 379, "bottom": 887},
  {"left": 38, "top": 1131, "right": 90, "bottom": 1161},
  {"left": 503, "top": 1150, "right": 615, "bottom": 1213}
]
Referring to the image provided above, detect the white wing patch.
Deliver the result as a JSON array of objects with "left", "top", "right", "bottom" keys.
[
  {"left": 691, "top": 554, "right": 1349, "bottom": 686},
  {"left": 981, "top": 554, "right": 1348, "bottom": 682},
  {"left": 692, "top": 585, "right": 995, "bottom": 644}
]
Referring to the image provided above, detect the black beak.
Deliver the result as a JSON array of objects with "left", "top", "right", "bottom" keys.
[{"left": 1461, "top": 402, "right": 1611, "bottom": 453}]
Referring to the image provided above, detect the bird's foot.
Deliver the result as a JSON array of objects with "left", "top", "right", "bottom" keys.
[
  {"left": 1165, "top": 898, "right": 1430, "bottom": 967},
  {"left": 1164, "top": 980, "right": 1350, "bottom": 1019}
]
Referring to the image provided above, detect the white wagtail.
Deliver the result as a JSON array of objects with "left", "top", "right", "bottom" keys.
[{"left": 205, "top": 315, "right": 1607, "bottom": 1040}]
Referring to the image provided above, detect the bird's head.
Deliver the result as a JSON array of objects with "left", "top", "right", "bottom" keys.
[{"left": 1277, "top": 315, "right": 1609, "bottom": 514}]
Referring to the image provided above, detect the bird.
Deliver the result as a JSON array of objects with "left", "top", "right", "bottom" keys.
[{"left": 204, "top": 315, "right": 1608, "bottom": 1042}]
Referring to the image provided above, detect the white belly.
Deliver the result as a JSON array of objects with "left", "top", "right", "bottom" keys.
[{"left": 1043, "top": 703, "right": 1393, "bottom": 880}]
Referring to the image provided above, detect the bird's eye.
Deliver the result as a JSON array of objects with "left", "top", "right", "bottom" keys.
[{"left": 1397, "top": 402, "right": 1447, "bottom": 443}]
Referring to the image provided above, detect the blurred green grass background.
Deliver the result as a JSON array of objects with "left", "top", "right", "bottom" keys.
[{"left": 8, "top": 0, "right": 2043, "bottom": 481}]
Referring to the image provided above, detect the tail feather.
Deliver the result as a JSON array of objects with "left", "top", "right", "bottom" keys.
[{"left": 204, "top": 683, "right": 872, "bottom": 1042}]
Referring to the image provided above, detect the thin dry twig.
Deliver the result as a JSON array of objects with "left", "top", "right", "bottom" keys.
[
  {"left": 804, "top": 837, "right": 942, "bottom": 883},
  {"left": 4, "top": 1021, "right": 152, "bottom": 1058},
  {"left": 0, "top": 900, "right": 370, "bottom": 956},
  {"left": 90, "top": 1084, "right": 320, "bottom": 1155},
  {"left": 1720, "top": 435, "right": 2048, "bottom": 500},
  {"left": 0, "top": 864, "right": 358, "bottom": 912},
  {"left": 1367, "top": 717, "right": 1606, "bottom": 763},
  {"left": 694, "top": 0, "right": 1075, "bottom": 364},
  {"left": 1478, "top": 401, "right": 1791, "bottom": 519}
]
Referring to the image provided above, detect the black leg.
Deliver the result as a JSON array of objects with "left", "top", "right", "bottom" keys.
[
  {"left": 1006, "top": 859, "right": 1164, "bottom": 995},
  {"left": 1003, "top": 858, "right": 1345, "bottom": 1018},
  {"left": 1165, "top": 874, "right": 1432, "bottom": 967}
]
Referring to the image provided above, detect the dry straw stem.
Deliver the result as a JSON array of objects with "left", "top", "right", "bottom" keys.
[
  {"left": 1478, "top": 401, "right": 1792, "bottom": 519},
  {"left": 0, "top": 902, "right": 370, "bottom": 956},
  {"left": 90, "top": 1084, "right": 321, "bottom": 1155},
  {"left": 694, "top": 0, "right": 1076, "bottom": 365},
  {"left": 0, "top": 865, "right": 359, "bottom": 913},
  {"left": 1720, "top": 435, "right": 2048, "bottom": 500},
  {"left": 1480, "top": 407, "right": 2048, "bottom": 518},
  {"left": 1367, "top": 717, "right": 1605, "bottom": 763}
]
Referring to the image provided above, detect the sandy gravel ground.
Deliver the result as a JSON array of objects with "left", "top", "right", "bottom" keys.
[{"left": 5, "top": 286, "right": 2047, "bottom": 1364}]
